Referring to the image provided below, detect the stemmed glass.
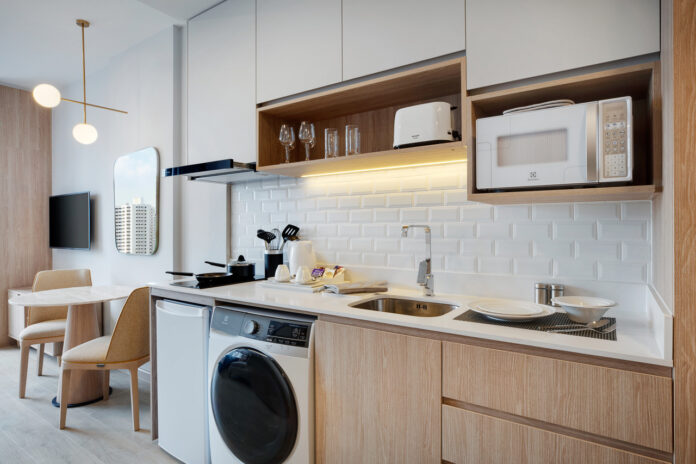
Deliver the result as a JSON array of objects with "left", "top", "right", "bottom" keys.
[
  {"left": 278, "top": 124, "right": 296, "bottom": 163},
  {"left": 298, "top": 121, "right": 316, "bottom": 161}
]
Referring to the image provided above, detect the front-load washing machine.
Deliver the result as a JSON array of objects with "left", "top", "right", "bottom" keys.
[{"left": 208, "top": 304, "right": 315, "bottom": 464}]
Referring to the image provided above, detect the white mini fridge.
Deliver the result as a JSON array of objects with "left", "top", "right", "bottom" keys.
[{"left": 156, "top": 299, "right": 210, "bottom": 464}]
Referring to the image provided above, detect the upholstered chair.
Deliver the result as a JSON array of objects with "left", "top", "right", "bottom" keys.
[
  {"left": 59, "top": 287, "right": 150, "bottom": 431},
  {"left": 19, "top": 269, "right": 92, "bottom": 398}
]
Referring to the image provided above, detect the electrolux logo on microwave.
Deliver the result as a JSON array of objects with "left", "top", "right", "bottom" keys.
[{"left": 528, "top": 171, "right": 539, "bottom": 181}]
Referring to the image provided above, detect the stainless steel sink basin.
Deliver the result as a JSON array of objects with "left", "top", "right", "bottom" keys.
[{"left": 349, "top": 296, "right": 458, "bottom": 317}]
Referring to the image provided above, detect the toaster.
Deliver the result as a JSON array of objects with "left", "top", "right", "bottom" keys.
[{"left": 393, "top": 101, "right": 455, "bottom": 149}]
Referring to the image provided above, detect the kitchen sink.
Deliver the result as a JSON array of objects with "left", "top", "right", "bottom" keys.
[{"left": 349, "top": 296, "right": 458, "bottom": 317}]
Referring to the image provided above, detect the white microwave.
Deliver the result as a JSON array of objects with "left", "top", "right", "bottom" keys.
[{"left": 475, "top": 97, "right": 632, "bottom": 190}]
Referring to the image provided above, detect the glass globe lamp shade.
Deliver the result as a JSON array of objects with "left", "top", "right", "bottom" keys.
[
  {"left": 32, "top": 84, "right": 61, "bottom": 108},
  {"left": 72, "top": 123, "right": 98, "bottom": 145}
]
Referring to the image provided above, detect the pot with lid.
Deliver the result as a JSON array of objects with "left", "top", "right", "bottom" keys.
[{"left": 205, "top": 255, "right": 255, "bottom": 278}]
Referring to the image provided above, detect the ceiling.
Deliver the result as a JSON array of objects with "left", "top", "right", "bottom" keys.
[{"left": 0, "top": 0, "right": 219, "bottom": 90}]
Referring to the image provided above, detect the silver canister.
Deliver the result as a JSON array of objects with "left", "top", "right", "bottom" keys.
[
  {"left": 550, "top": 284, "right": 565, "bottom": 307},
  {"left": 534, "top": 283, "right": 549, "bottom": 305}
]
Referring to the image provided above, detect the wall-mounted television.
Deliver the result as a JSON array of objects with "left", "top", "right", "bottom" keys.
[{"left": 49, "top": 192, "right": 91, "bottom": 249}]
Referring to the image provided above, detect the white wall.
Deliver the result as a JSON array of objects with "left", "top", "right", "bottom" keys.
[{"left": 52, "top": 27, "right": 181, "bottom": 331}]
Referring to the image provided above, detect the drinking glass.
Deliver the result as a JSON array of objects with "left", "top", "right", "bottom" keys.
[
  {"left": 278, "top": 124, "right": 296, "bottom": 163},
  {"left": 298, "top": 121, "right": 316, "bottom": 161},
  {"left": 345, "top": 125, "right": 360, "bottom": 155},
  {"left": 324, "top": 128, "right": 339, "bottom": 158}
]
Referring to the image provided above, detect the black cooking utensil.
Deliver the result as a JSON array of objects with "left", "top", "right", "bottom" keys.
[
  {"left": 257, "top": 229, "right": 276, "bottom": 250},
  {"left": 280, "top": 224, "right": 300, "bottom": 250}
]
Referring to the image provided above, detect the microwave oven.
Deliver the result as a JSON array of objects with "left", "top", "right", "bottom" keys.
[{"left": 475, "top": 97, "right": 632, "bottom": 190}]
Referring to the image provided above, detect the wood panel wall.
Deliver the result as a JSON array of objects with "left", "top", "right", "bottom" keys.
[
  {"left": 674, "top": 0, "right": 696, "bottom": 463},
  {"left": 0, "top": 85, "right": 52, "bottom": 345}
]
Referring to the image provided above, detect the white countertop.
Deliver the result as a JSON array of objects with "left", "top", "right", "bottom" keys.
[{"left": 149, "top": 280, "right": 672, "bottom": 367}]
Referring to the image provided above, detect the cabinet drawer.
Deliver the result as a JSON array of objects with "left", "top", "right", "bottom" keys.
[
  {"left": 442, "top": 342, "right": 672, "bottom": 452},
  {"left": 442, "top": 405, "right": 668, "bottom": 464}
]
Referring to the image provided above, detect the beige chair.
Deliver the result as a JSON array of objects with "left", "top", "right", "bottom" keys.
[
  {"left": 19, "top": 269, "right": 92, "bottom": 398},
  {"left": 59, "top": 287, "right": 150, "bottom": 431}
]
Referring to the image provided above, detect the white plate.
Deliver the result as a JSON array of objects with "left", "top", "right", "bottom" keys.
[
  {"left": 475, "top": 299, "right": 546, "bottom": 316},
  {"left": 467, "top": 298, "right": 556, "bottom": 322}
]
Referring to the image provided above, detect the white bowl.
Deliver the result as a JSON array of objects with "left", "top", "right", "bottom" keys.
[{"left": 552, "top": 296, "right": 616, "bottom": 323}]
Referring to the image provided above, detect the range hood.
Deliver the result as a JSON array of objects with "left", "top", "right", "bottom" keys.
[{"left": 162, "top": 159, "right": 276, "bottom": 184}]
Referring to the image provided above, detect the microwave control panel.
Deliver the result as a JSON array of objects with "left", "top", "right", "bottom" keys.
[{"left": 599, "top": 98, "right": 632, "bottom": 181}]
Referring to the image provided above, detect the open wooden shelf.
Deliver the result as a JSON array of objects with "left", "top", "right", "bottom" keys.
[
  {"left": 257, "top": 58, "right": 466, "bottom": 175},
  {"left": 465, "top": 61, "right": 661, "bottom": 204},
  {"left": 258, "top": 141, "right": 466, "bottom": 177}
]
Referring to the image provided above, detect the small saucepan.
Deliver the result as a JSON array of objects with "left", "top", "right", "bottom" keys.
[{"left": 204, "top": 255, "right": 255, "bottom": 278}]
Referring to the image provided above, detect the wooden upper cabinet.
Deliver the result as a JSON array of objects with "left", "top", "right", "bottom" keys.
[
  {"left": 342, "top": 0, "right": 466, "bottom": 81},
  {"left": 314, "top": 320, "right": 442, "bottom": 463},
  {"left": 256, "top": 0, "right": 342, "bottom": 103},
  {"left": 188, "top": 0, "right": 256, "bottom": 164},
  {"left": 465, "top": 0, "right": 660, "bottom": 89}
]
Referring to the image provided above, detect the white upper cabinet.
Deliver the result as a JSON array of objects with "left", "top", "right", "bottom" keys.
[
  {"left": 256, "top": 0, "right": 342, "bottom": 103},
  {"left": 465, "top": 0, "right": 660, "bottom": 90},
  {"left": 342, "top": 0, "right": 466, "bottom": 81},
  {"left": 188, "top": 0, "right": 256, "bottom": 163}
]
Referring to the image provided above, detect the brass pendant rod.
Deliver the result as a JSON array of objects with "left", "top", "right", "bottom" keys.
[
  {"left": 81, "top": 21, "right": 86, "bottom": 124},
  {"left": 60, "top": 98, "right": 128, "bottom": 114}
]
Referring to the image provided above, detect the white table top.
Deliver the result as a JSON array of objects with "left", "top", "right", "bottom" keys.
[{"left": 8, "top": 285, "right": 136, "bottom": 307}]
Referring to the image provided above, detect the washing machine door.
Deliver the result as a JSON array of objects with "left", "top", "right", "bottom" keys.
[{"left": 211, "top": 347, "right": 298, "bottom": 464}]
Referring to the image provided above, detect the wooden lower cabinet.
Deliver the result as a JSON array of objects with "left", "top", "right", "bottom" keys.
[
  {"left": 442, "top": 341, "right": 673, "bottom": 453},
  {"left": 442, "top": 405, "right": 669, "bottom": 464},
  {"left": 314, "top": 320, "right": 441, "bottom": 463}
]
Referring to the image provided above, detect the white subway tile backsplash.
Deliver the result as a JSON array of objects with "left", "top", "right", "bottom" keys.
[
  {"left": 430, "top": 206, "right": 459, "bottom": 222},
  {"left": 479, "top": 257, "right": 512, "bottom": 275},
  {"left": 514, "top": 223, "right": 551, "bottom": 240},
  {"left": 574, "top": 203, "right": 619, "bottom": 220},
  {"left": 477, "top": 223, "right": 512, "bottom": 239},
  {"left": 445, "top": 223, "right": 475, "bottom": 239},
  {"left": 495, "top": 240, "right": 531, "bottom": 257},
  {"left": 514, "top": 258, "right": 552, "bottom": 277},
  {"left": 554, "top": 259, "right": 596, "bottom": 279},
  {"left": 374, "top": 208, "right": 400, "bottom": 222},
  {"left": 621, "top": 201, "right": 652, "bottom": 219},
  {"left": 598, "top": 220, "right": 647, "bottom": 241},
  {"left": 387, "top": 193, "right": 413, "bottom": 207},
  {"left": 232, "top": 169, "right": 652, "bottom": 285},
  {"left": 554, "top": 222, "right": 596, "bottom": 240},
  {"left": 415, "top": 191, "right": 443, "bottom": 206},
  {"left": 576, "top": 241, "right": 620, "bottom": 260},
  {"left": 401, "top": 208, "right": 429, "bottom": 223},
  {"left": 494, "top": 205, "right": 531, "bottom": 221},
  {"left": 532, "top": 204, "right": 573, "bottom": 220},
  {"left": 598, "top": 262, "right": 646, "bottom": 283}
]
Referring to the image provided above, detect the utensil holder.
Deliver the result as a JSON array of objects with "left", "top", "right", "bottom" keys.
[{"left": 264, "top": 250, "right": 284, "bottom": 278}]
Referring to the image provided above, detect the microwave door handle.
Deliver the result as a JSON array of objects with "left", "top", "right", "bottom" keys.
[{"left": 586, "top": 103, "right": 598, "bottom": 182}]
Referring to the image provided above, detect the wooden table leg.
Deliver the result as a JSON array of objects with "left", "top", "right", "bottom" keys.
[{"left": 56, "top": 303, "right": 104, "bottom": 406}]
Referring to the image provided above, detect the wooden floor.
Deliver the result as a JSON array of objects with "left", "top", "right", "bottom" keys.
[{"left": 0, "top": 345, "right": 178, "bottom": 463}]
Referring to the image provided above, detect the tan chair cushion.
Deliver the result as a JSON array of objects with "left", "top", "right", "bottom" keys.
[
  {"left": 19, "top": 319, "right": 66, "bottom": 341},
  {"left": 62, "top": 336, "right": 111, "bottom": 364}
]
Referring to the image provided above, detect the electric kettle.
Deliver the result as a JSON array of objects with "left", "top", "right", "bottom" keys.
[{"left": 287, "top": 240, "right": 316, "bottom": 276}]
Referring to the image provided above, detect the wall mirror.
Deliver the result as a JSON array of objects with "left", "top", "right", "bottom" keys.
[{"left": 113, "top": 147, "right": 159, "bottom": 255}]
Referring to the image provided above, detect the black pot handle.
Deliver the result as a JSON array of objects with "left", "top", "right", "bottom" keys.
[
  {"left": 166, "top": 271, "right": 194, "bottom": 276},
  {"left": 205, "top": 261, "right": 226, "bottom": 268}
]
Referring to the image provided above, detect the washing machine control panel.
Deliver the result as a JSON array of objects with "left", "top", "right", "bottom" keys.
[
  {"left": 264, "top": 320, "right": 310, "bottom": 347},
  {"left": 212, "top": 306, "right": 313, "bottom": 348}
]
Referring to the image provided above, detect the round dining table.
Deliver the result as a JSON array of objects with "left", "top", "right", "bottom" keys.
[{"left": 9, "top": 285, "right": 135, "bottom": 407}]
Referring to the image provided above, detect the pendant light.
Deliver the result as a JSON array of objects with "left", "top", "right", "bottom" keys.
[{"left": 33, "top": 19, "right": 127, "bottom": 145}]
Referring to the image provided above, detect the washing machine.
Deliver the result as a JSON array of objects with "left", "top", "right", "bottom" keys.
[{"left": 208, "top": 304, "right": 315, "bottom": 464}]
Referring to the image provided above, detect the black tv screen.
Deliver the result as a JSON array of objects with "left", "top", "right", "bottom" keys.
[{"left": 49, "top": 192, "right": 91, "bottom": 249}]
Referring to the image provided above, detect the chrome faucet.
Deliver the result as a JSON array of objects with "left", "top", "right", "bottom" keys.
[{"left": 401, "top": 225, "right": 434, "bottom": 296}]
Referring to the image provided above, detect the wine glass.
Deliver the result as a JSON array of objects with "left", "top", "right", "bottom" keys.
[
  {"left": 298, "top": 121, "right": 316, "bottom": 161},
  {"left": 278, "top": 124, "right": 296, "bottom": 163}
]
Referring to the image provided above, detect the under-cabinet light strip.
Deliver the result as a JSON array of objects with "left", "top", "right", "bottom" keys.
[{"left": 300, "top": 159, "right": 467, "bottom": 178}]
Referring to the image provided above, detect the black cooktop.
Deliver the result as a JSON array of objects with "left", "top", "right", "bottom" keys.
[{"left": 170, "top": 275, "right": 266, "bottom": 289}]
